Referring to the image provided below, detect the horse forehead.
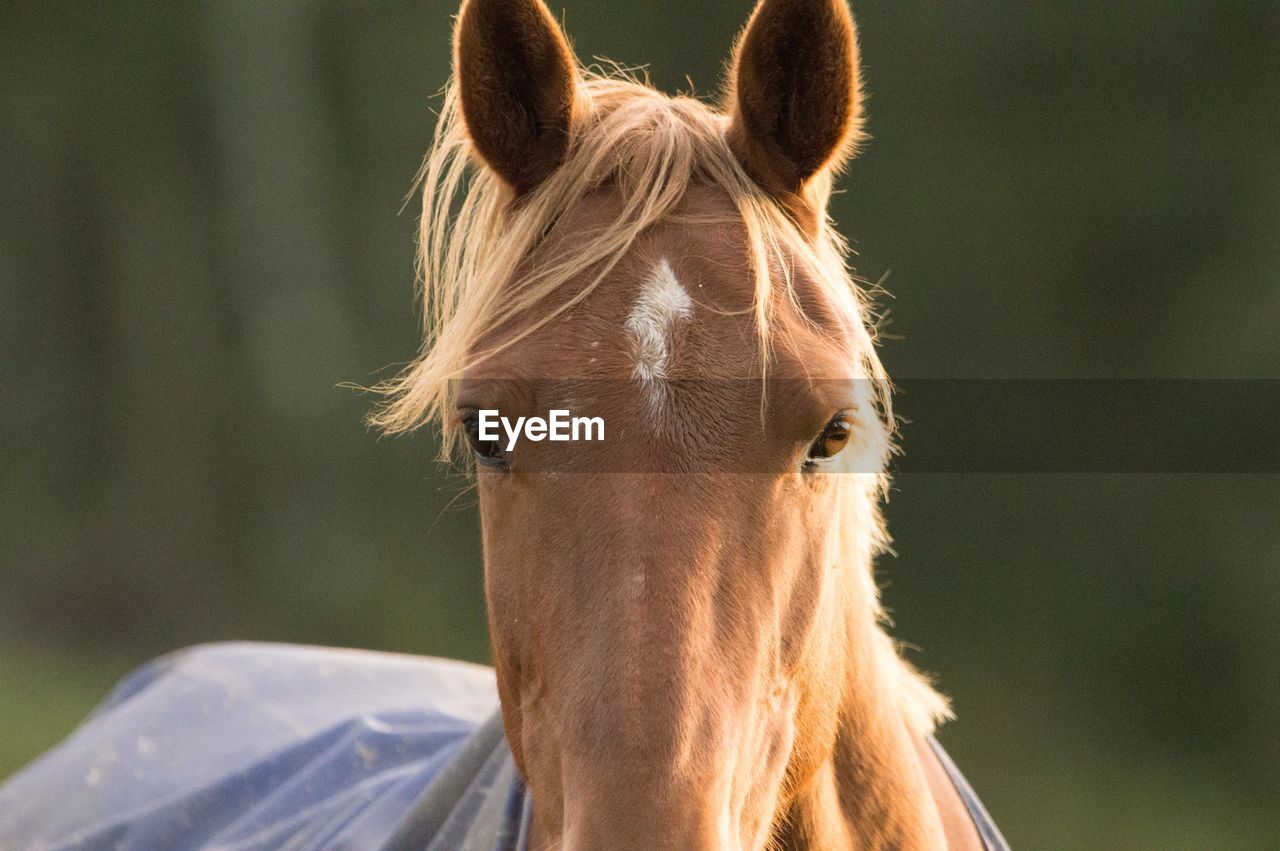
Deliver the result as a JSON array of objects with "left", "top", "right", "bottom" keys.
[
  {"left": 626, "top": 258, "right": 695, "bottom": 378},
  {"left": 529, "top": 186, "right": 851, "bottom": 381},
  {"left": 562, "top": 254, "right": 836, "bottom": 386}
]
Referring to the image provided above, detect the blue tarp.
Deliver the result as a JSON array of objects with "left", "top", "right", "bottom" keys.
[
  {"left": 0, "top": 641, "right": 1005, "bottom": 851},
  {"left": 0, "top": 643, "right": 531, "bottom": 850}
]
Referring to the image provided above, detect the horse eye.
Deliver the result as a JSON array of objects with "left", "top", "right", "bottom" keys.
[
  {"left": 460, "top": 409, "right": 506, "bottom": 468},
  {"left": 805, "top": 415, "right": 853, "bottom": 467}
]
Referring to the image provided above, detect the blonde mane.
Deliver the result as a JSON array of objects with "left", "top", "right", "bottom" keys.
[
  {"left": 372, "top": 69, "right": 884, "bottom": 442},
  {"left": 371, "top": 66, "right": 948, "bottom": 734}
]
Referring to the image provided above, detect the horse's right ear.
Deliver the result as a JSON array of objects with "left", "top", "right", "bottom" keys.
[
  {"left": 725, "top": 0, "right": 862, "bottom": 205},
  {"left": 454, "top": 0, "right": 579, "bottom": 194}
]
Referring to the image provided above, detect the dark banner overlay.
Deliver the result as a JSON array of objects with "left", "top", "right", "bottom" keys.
[
  {"left": 448, "top": 380, "right": 1280, "bottom": 474},
  {"left": 890, "top": 380, "right": 1278, "bottom": 474}
]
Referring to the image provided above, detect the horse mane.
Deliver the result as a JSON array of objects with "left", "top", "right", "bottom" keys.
[{"left": 370, "top": 65, "right": 950, "bottom": 735}]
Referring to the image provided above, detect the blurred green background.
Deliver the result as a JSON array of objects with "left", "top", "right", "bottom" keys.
[{"left": 2, "top": 2, "right": 1277, "bottom": 847}]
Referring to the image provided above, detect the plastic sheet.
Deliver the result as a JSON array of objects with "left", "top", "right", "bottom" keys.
[
  {"left": 0, "top": 642, "right": 1005, "bottom": 850},
  {"left": 0, "top": 643, "right": 529, "bottom": 850}
]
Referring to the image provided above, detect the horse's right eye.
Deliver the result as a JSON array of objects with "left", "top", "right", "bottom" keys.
[
  {"left": 803, "top": 413, "right": 854, "bottom": 471},
  {"left": 460, "top": 409, "right": 506, "bottom": 468}
]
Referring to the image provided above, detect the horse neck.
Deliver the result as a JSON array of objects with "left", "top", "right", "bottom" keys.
[{"left": 773, "top": 568, "right": 948, "bottom": 850}]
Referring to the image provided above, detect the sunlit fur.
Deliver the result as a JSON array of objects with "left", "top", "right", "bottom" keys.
[{"left": 370, "top": 63, "right": 949, "bottom": 743}]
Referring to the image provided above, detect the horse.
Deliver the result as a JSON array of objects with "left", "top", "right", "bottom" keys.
[
  {"left": 0, "top": 2, "right": 1008, "bottom": 848},
  {"left": 370, "top": 0, "right": 1007, "bottom": 847}
]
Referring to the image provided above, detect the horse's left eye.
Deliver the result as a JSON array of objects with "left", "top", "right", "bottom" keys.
[
  {"left": 805, "top": 415, "right": 853, "bottom": 468},
  {"left": 460, "top": 409, "right": 506, "bottom": 469}
]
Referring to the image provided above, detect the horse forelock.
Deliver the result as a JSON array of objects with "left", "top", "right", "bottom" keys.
[{"left": 369, "top": 68, "right": 890, "bottom": 456}]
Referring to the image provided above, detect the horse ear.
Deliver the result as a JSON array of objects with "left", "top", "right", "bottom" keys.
[
  {"left": 726, "top": 0, "right": 862, "bottom": 200},
  {"left": 454, "top": 0, "right": 579, "bottom": 194}
]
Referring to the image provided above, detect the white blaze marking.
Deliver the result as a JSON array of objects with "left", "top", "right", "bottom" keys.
[{"left": 626, "top": 259, "right": 693, "bottom": 413}]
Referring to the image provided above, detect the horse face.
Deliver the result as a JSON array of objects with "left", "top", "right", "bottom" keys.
[
  {"left": 456, "top": 187, "right": 889, "bottom": 848},
  {"left": 444, "top": 0, "right": 881, "bottom": 845}
]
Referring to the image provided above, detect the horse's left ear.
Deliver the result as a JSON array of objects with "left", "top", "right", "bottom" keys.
[
  {"left": 725, "top": 0, "right": 863, "bottom": 206},
  {"left": 454, "top": 0, "right": 580, "bottom": 194}
]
